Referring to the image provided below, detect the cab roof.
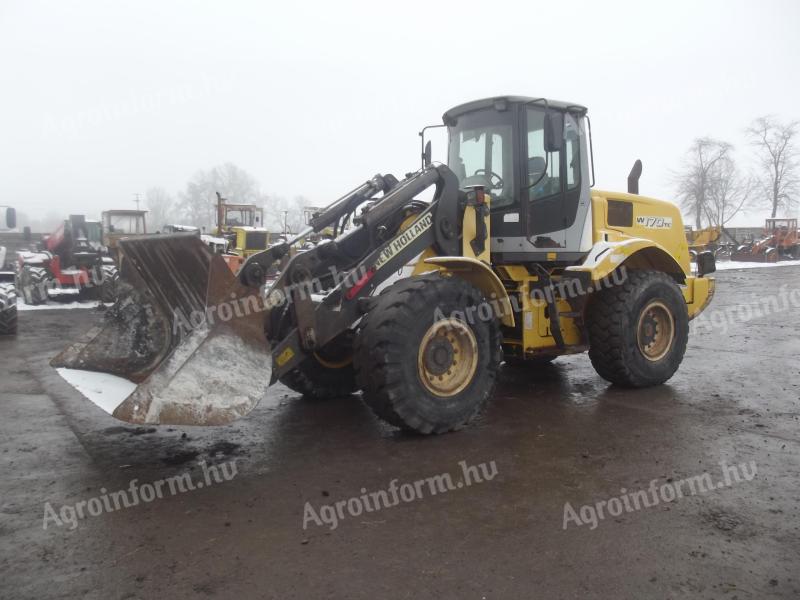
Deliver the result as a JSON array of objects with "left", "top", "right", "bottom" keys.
[
  {"left": 102, "top": 210, "right": 148, "bottom": 216},
  {"left": 442, "top": 96, "right": 588, "bottom": 124}
]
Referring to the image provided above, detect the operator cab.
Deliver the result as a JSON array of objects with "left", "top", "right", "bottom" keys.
[{"left": 443, "top": 96, "right": 593, "bottom": 264}]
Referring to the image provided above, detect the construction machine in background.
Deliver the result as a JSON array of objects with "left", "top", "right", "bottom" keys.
[
  {"left": 17, "top": 215, "right": 119, "bottom": 305},
  {"left": 162, "top": 222, "right": 237, "bottom": 270},
  {"left": 731, "top": 218, "right": 800, "bottom": 262},
  {"left": 213, "top": 193, "right": 275, "bottom": 271},
  {"left": 685, "top": 225, "right": 738, "bottom": 260},
  {"left": 0, "top": 206, "right": 17, "bottom": 335},
  {"left": 53, "top": 95, "right": 716, "bottom": 434},
  {"left": 101, "top": 209, "right": 148, "bottom": 263}
]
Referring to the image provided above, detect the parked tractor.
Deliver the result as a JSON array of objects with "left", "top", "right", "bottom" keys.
[
  {"left": 54, "top": 95, "right": 716, "bottom": 435},
  {"left": 17, "top": 215, "right": 118, "bottom": 305}
]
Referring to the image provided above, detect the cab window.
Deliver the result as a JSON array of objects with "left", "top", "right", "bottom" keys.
[{"left": 448, "top": 109, "right": 515, "bottom": 209}]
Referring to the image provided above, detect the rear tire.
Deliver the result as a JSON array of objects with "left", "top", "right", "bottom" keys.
[
  {"left": 354, "top": 273, "right": 502, "bottom": 434},
  {"left": 19, "top": 266, "right": 49, "bottom": 305},
  {"left": 0, "top": 283, "right": 17, "bottom": 335},
  {"left": 98, "top": 265, "right": 119, "bottom": 303},
  {"left": 586, "top": 270, "right": 688, "bottom": 388}
]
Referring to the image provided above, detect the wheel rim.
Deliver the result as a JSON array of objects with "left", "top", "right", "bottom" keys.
[
  {"left": 636, "top": 300, "right": 675, "bottom": 361},
  {"left": 313, "top": 352, "right": 353, "bottom": 369},
  {"left": 417, "top": 318, "right": 478, "bottom": 397}
]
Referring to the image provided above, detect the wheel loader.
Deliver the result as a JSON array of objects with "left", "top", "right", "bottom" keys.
[
  {"left": 52, "top": 96, "right": 716, "bottom": 434},
  {"left": 730, "top": 218, "right": 800, "bottom": 262}
]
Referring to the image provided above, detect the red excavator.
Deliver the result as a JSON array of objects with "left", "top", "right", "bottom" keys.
[{"left": 16, "top": 214, "right": 118, "bottom": 305}]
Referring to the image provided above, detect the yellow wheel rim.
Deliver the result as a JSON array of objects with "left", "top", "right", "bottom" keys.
[
  {"left": 417, "top": 318, "right": 478, "bottom": 397},
  {"left": 313, "top": 352, "right": 353, "bottom": 369},
  {"left": 636, "top": 300, "right": 675, "bottom": 362}
]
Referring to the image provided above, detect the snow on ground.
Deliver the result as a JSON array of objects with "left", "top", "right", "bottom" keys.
[
  {"left": 55, "top": 368, "right": 136, "bottom": 415},
  {"left": 18, "top": 299, "right": 111, "bottom": 311},
  {"left": 713, "top": 259, "right": 800, "bottom": 271}
]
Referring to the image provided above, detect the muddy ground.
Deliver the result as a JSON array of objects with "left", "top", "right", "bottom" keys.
[{"left": 1, "top": 266, "right": 799, "bottom": 599}]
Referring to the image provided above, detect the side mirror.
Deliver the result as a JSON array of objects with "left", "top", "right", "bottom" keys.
[
  {"left": 423, "top": 140, "right": 432, "bottom": 167},
  {"left": 696, "top": 251, "right": 716, "bottom": 277},
  {"left": 544, "top": 111, "right": 564, "bottom": 153},
  {"left": 3, "top": 207, "right": 16, "bottom": 229}
]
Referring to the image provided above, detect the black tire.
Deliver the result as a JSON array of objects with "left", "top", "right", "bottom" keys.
[
  {"left": 354, "top": 272, "right": 502, "bottom": 434},
  {"left": 98, "top": 265, "right": 119, "bottom": 303},
  {"left": 586, "top": 270, "right": 688, "bottom": 388},
  {"left": 0, "top": 283, "right": 17, "bottom": 335},
  {"left": 19, "top": 266, "right": 49, "bottom": 305},
  {"left": 278, "top": 331, "right": 358, "bottom": 400}
]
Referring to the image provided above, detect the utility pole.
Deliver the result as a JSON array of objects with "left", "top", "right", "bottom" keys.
[
  {"left": 282, "top": 210, "right": 289, "bottom": 238},
  {"left": 133, "top": 193, "right": 141, "bottom": 211}
]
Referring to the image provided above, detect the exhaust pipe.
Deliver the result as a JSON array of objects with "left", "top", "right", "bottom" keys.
[{"left": 628, "top": 159, "right": 642, "bottom": 195}]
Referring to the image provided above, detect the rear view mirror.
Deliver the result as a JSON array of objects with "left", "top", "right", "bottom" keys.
[
  {"left": 3, "top": 207, "right": 16, "bottom": 229},
  {"left": 423, "top": 141, "right": 432, "bottom": 167},
  {"left": 544, "top": 111, "right": 564, "bottom": 152}
]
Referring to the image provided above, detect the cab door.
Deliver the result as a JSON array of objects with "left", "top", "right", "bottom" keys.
[{"left": 524, "top": 107, "right": 586, "bottom": 254}]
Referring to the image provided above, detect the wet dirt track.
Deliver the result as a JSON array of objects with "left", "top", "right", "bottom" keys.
[{"left": 1, "top": 266, "right": 799, "bottom": 599}]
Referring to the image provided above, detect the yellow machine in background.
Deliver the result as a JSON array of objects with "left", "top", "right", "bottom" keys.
[
  {"left": 101, "top": 209, "right": 148, "bottom": 262},
  {"left": 214, "top": 193, "right": 274, "bottom": 270}
]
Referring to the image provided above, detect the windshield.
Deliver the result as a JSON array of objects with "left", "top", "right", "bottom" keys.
[
  {"left": 448, "top": 109, "right": 515, "bottom": 209},
  {"left": 225, "top": 207, "right": 261, "bottom": 227},
  {"left": 85, "top": 221, "right": 102, "bottom": 243},
  {"left": 106, "top": 214, "right": 145, "bottom": 234}
]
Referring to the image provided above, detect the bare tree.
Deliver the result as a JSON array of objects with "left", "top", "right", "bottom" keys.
[
  {"left": 674, "top": 138, "right": 732, "bottom": 229},
  {"left": 145, "top": 187, "right": 175, "bottom": 232},
  {"left": 702, "top": 154, "right": 752, "bottom": 228},
  {"left": 177, "top": 163, "right": 265, "bottom": 229},
  {"left": 746, "top": 116, "right": 799, "bottom": 218},
  {"left": 261, "top": 194, "right": 308, "bottom": 234}
]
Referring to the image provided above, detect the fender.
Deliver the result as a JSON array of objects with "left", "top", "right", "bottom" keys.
[
  {"left": 423, "top": 256, "right": 515, "bottom": 327},
  {"left": 566, "top": 238, "right": 688, "bottom": 283}
]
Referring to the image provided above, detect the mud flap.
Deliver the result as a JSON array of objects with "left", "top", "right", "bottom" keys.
[{"left": 51, "top": 234, "right": 271, "bottom": 425}]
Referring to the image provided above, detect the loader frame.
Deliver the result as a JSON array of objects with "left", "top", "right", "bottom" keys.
[{"left": 241, "top": 164, "right": 470, "bottom": 381}]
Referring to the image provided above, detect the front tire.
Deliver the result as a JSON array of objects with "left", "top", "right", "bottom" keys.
[
  {"left": 354, "top": 273, "right": 502, "bottom": 434},
  {"left": 587, "top": 270, "right": 688, "bottom": 388}
]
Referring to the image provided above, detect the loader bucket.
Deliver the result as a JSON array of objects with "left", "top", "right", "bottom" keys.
[{"left": 51, "top": 234, "right": 271, "bottom": 426}]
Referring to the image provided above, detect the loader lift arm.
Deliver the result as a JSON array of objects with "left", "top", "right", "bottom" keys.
[{"left": 247, "top": 165, "right": 463, "bottom": 381}]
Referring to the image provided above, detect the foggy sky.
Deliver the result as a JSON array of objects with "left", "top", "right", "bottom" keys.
[{"left": 1, "top": 0, "right": 798, "bottom": 227}]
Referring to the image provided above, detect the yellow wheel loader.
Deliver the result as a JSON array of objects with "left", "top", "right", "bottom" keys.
[{"left": 52, "top": 96, "right": 716, "bottom": 434}]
